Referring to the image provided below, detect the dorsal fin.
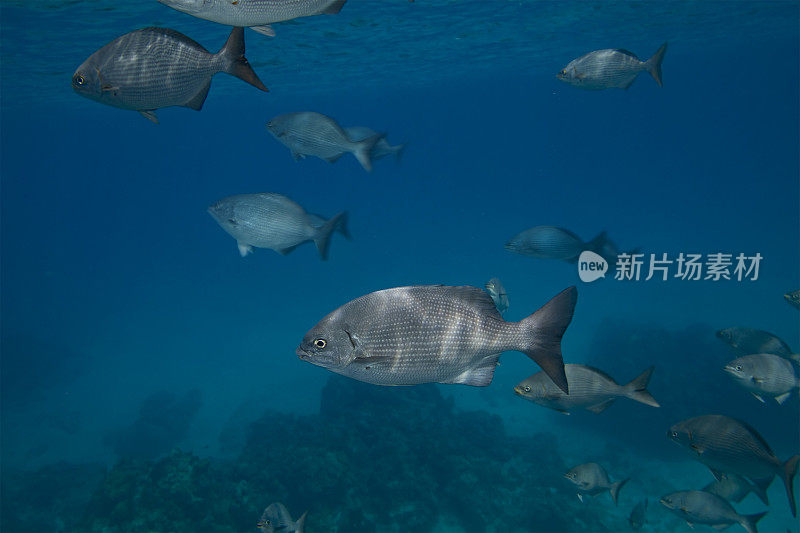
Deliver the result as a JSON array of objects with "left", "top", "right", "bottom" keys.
[{"left": 614, "top": 49, "right": 640, "bottom": 59}]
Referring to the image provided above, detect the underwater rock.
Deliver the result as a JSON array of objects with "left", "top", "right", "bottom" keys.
[{"left": 104, "top": 389, "right": 203, "bottom": 460}]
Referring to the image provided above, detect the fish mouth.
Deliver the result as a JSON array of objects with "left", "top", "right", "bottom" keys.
[
  {"left": 513, "top": 385, "right": 525, "bottom": 396},
  {"left": 296, "top": 346, "right": 311, "bottom": 360}
]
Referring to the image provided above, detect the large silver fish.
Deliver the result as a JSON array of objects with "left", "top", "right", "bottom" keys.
[
  {"left": 505, "top": 226, "right": 607, "bottom": 262},
  {"left": 564, "top": 462, "right": 628, "bottom": 505},
  {"left": 297, "top": 286, "right": 577, "bottom": 392},
  {"left": 668, "top": 414, "right": 799, "bottom": 516},
  {"left": 786, "top": 289, "right": 800, "bottom": 310},
  {"left": 703, "top": 473, "right": 769, "bottom": 505},
  {"left": 484, "top": 277, "right": 509, "bottom": 314},
  {"left": 716, "top": 327, "right": 794, "bottom": 357},
  {"left": 344, "top": 126, "right": 406, "bottom": 162},
  {"left": 514, "top": 364, "right": 660, "bottom": 414},
  {"left": 659, "top": 491, "right": 765, "bottom": 533},
  {"left": 158, "top": 0, "right": 346, "bottom": 37},
  {"left": 257, "top": 502, "right": 306, "bottom": 533},
  {"left": 724, "top": 353, "right": 799, "bottom": 404},
  {"left": 72, "top": 27, "right": 267, "bottom": 123},
  {"left": 208, "top": 193, "right": 346, "bottom": 259},
  {"left": 267, "top": 112, "right": 383, "bottom": 172},
  {"left": 557, "top": 43, "right": 667, "bottom": 90}
]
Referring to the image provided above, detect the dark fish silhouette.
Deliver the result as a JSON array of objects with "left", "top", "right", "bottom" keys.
[
  {"left": 660, "top": 490, "right": 765, "bottom": 533},
  {"left": 72, "top": 27, "right": 267, "bottom": 123}
]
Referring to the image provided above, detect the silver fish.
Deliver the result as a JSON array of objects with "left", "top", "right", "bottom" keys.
[
  {"left": 724, "top": 353, "right": 799, "bottom": 404},
  {"left": 158, "top": 0, "right": 345, "bottom": 37},
  {"left": 703, "top": 473, "right": 768, "bottom": 505},
  {"left": 307, "top": 212, "right": 350, "bottom": 240},
  {"left": 72, "top": 27, "right": 267, "bottom": 123},
  {"left": 484, "top": 277, "right": 509, "bottom": 314},
  {"left": 557, "top": 43, "right": 667, "bottom": 90},
  {"left": 344, "top": 126, "right": 406, "bottom": 162},
  {"left": 659, "top": 491, "right": 765, "bottom": 533},
  {"left": 505, "top": 226, "right": 606, "bottom": 262},
  {"left": 514, "top": 364, "right": 660, "bottom": 414},
  {"left": 208, "top": 193, "right": 346, "bottom": 259},
  {"left": 716, "top": 327, "right": 796, "bottom": 360},
  {"left": 257, "top": 502, "right": 306, "bottom": 533},
  {"left": 668, "top": 414, "right": 800, "bottom": 516},
  {"left": 267, "top": 112, "right": 383, "bottom": 172},
  {"left": 785, "top": 289, "right": 800, "bottom": 309},
  {"left": 564, "top": 462, "right": 629, "bottom": 505},
  {"left": 297, "top": 286, "right": 577, "bottom": 392},
  {"left": 628, "top": 498, "right": 647, "bottom": 531}
]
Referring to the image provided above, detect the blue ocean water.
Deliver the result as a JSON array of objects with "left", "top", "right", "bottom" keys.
[{"left": 1, "top": 1, "right": 799, "bottom": 531}]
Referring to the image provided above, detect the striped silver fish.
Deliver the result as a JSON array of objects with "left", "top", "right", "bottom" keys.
[
  {"left": 786, "top": 289, "right": 800, "bottom": 309},
  {"left": 716, "top": 327, "right": 797, "bottom": 360},
  {"left": 267, "top": 112, "right": 383, "bottom": 172},
  {"left": 724, "top": 353, "right": 799, "bottom": 404},
  {"left": 505, "top": 226, "right": 606, "bottom": 262},
  {"left": 297, "top": 286, "right": 577, "bottom": 392},
  {"left": 660, "top": 491, "right": 765, "bottom": 533},
  {"left": 72, "top": 27, "right": 267, "bottom": 123},
  {"left": 344, "top": 126, "right": 406, "bottom": 162},
  {"left": 703, "top": 473, "right": 768, "bottom": 505},
  {"left": 557, "top": 43, "right": 667, "bottom": 90},
  {"left": 514, "top": 364, "right": 660, "bottom": 414},
  {"left": 668, "top": 414, "right": 800, "bottom": 517},
  {"left": 158, "top": 0, "right": 346, "bottom": 37},
  {"left": 208, "top": 193, "right": 346, "bottom": 259}
]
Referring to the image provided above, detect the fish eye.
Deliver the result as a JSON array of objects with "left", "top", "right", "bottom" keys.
[
  {"left": 560, "top": 69, "right": 566, "bottom": 76},
  {"left": 314, "top": 338, "right": 327, "bottom": 349},
  {"left": 735, "top": 365, "right": 742, "bottom": 371},
  {"left": 524, "top": 385, "right": 531, "bottom": 393},
  {"left": 73, "top": 73, "right": 85, "bottom": 86},
  {"left": 671, "top": 431, "right": 678, "bottom": 438}
]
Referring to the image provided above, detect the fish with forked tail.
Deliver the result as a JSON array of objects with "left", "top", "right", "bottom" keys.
[
  {"left": 297, "top": 286, "right": 577, "bottom": 392},
  {"left": 668, "top": 414, "right": 800, "bottom": 517},
  {"left": 703, "top": 473, "right": 769, "bottom": 505},
  {"left": 723, "top": 353, "right": 799, "bottom": 404},
  {"left": 558, "top": 43, "right": 667, "bottom": 90},
  {"left": 72, "top": 27, "right": 267, "bottom": 123},
  {"left": 514, "top": 364, "right": 660, "bottom": 414},
  {"left": 660, "top": 490, "right": 765, "bottom": 533},
  {"left": 564, "top": 462, "right": 629, "bottom": 505},
  {"left": 257, "top": 502, "right": 306, "bottom": 533}
]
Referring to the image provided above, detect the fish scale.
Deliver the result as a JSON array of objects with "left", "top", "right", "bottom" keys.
[{"left": 159, "top": 0, "right": 346, "bottom": 27}]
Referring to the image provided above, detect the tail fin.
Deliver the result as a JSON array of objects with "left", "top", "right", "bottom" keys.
[
  {"left": 313, "top": 211, "right": 346, "bottom": 260},
  {"left": 353, "top": 133, "right": 383, "bottom": 172},
  {"left": 393, "top": 142, "right": 407, "bottom": 162},
  {"left": 646, "top": 42, "right": 667, "bottom": 87},
  {"left": 335, "top": 211, "right": 351, "bottom": 240},
  {"left": 518, "top": 286, "right": 577, "bottom": 394},
  {"left": 295, "top": 510, "right": 308, "bottom": 533},
  {"left": 781, "top": 454, "right": 799, "bottom": 517},
  {"left": 739, "top": 511, "right": 766, "bottom": 533},
  {"left": 750, "top": 480, "right": 770, "bottom": 506},
  {"left": 219, "top": 27, "right": 268, "bottom": 92},
  {"left": 622, "top": 366, "right": 660, "bottom": 407},
  {"left": 321, "top": 0, "right": 346, "bottom": 14},
  {"left": 609, "top": 478, "right": 629, "bottom": 506}
]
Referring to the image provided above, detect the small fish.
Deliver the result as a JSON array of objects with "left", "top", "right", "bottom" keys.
[
  {"left": 158, "top": 0, "right": 346, "bottom": 37},
  {"left": 72, "top": 27, "right": 267, "bottom": 123},
  {"left": 628, "top": 498, "right": 647, "bottom": 530},
  {"left": 668, "top": 414, "right": 800, "bottom": 516},
  {"left": 484, "top": 277, "right": 509, "bottom": 314},
  {"left": 703, "top": 473, "right": 769, "bottom": 505},
  {"left": 659, "top": 491, "right": 765, "bottom": 533},
  {"left": 344, "top": 126, "right": 406, "bottom": 162},
  {"left": 257, "top": 502, "right": 306, "bottom": 533},
  {"left": 208, "top": 193, "right": 346, "bottom": 259},
  {"left": 785, "top": 290, "right": 800, "bottom": 310},
  {"left": 266, "top": 112, "right": 383, "bottom": 172},
  {"left": 514, "top": 364, "right": 660, "bottom": 414},
  {"left": 564, "top": 462, "right": 629, "bottom": 505},
  {"left": 307, "top": 212, "right": 350, "bottom": 240},
  {"left": 557, "top": 43, "right": 667, "bottom": 90},
  {"left": 505, "top": 226, "right": 607, "bottom": 262},
  {"left": 724, "top": 353, "right": 800, "bottom": 404},
  {"left": 297, "top": 286, "right": 577, "bottom": 392},
  {"left": 716, "top": 327, "right": 797, "bottom": 360}
]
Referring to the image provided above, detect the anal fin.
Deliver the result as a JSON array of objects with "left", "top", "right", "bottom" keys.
[
  {"left": 586, "top": 398, "right": 615, "bottom": 414},
  {"left": 184, "top": 81, "right": 211, "bottom": 111},
  {"left": 139, "top": 110, "right": 159, "bottom": 123},
  {"left": 277, "top": 244, "right": 299, "bottom": 256},
  {"left": 249, "top": 25, "right": 275, "bottom": 37},
  {"left": 237, "top": 243, "right": 252, "bottom": 257},
  {"left": 442, "top": 354, "right": 500, "bottom": 387},
  {"left": 775, "top": 391, "right": 791, "bottom": 404}
]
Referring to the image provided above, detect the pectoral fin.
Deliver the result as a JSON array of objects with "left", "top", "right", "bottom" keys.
[{"left": 577, "top": 494, "right": 584, "bottom": 503}]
